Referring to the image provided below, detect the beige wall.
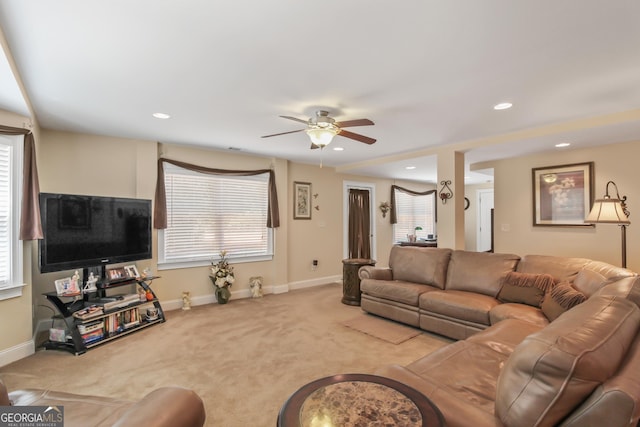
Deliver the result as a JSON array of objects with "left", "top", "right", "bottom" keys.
[{"left": 493, "top": 139, "right": 640, "bottom": 271}]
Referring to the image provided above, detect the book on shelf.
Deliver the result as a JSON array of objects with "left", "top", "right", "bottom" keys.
[
  {"left": 77, "top": 321, "right": 104, "bottom": 335},
  {"left": 104, "top": 307, "right": 141, "bottom": 335},
  {"left": 81, "top": 329, "right": 104, "bottom": 344}
]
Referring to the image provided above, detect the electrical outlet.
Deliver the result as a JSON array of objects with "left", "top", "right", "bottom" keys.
[{"left": 312, "top": 259, "right": 318, "bottom": 271}]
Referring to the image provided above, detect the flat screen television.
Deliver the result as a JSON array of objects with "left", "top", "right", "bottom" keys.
[{"left": 38, "top": 193, "right": 152, "bottom": 274}]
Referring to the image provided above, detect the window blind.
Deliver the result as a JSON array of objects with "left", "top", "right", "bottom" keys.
[
  {"left": 161, "top": 164, "right": 272, "bottom": 264},
  {"left": 392, "top": 190, "right": 435, "bottom": 242},
  {"left": 0, "top": 143, "right": 11, "bottom": 286}
]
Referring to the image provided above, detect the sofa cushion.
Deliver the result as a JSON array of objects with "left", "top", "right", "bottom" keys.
[
  {"left": 497, "top": 271, "right": 554, "bottom": 307},
  {"left": 541, "top": 282, "right": 586, "bottom": 321},
  {"left": 572, "top": 268, "right": 608, "bottom": 297},
  {"left": 420, "top": 290, "right": 500, "bottom": 326},
  {"left": 516, "top": 254, "right": 590, "bottom": 282},
  {"left": 489, "top": 303, "right": 549, "bottom": 327},
  {"left": 445, "top": 251, "right": 520, "bottom": 297},
  {"left": 389, "top": 246, "right": 452, "bottom": 289},
  {"left": 495, "top": 296, "right": 640, "bottom": 427},
  {"left": 361, "top": 279, "right": 437, "bottom": 306}
]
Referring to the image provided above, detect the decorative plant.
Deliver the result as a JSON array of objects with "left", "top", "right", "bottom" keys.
[{"left": 210, "top": 250, "right": 235, "bottom": 289}]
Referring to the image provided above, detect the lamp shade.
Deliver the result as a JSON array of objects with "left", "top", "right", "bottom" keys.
[
  {"left": 585, "top": 198, "right": 630, "bottom": 224},
  {"left": 306, "top": 127, "right": 337, "bottom": 146}
]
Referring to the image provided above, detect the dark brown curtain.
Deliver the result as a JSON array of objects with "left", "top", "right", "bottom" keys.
[
  {"left": 154, "top": 158, "right": 280, "bottom": 229},
  {"left": 0, "top": 125, "right": 42, "bottom": 240},
  {"left": 389, "top": 185, "right": 437, "bottom": 224},
  {"left": 348, "top": 189, "right": 371, "bottom": 259}
]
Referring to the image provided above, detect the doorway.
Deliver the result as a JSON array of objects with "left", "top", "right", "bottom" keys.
[
  {"left": 343, "top": 181, "right": 376, "bottom": 260},
  {"left": 477, "top": 189, "right": 494, "bottom": 252}
]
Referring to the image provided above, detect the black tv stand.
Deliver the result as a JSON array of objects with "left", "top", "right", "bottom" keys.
[{"left": 43, "top": 276, "right": 164, "bottom": 355}]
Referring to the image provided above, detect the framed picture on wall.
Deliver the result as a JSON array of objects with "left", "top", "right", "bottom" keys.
[
  {"left": 293, "top": 181, "right": 312, "bottom": 220},
  {"left": 532, "top": 162, "right": 594, "bottom": 226}
]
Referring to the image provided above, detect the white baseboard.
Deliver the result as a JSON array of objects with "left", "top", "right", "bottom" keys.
[{"left": 0, "top": 340, "right": 35, "bottom": 368}]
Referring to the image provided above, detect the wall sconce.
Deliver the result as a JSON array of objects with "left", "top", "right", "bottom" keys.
[
  {"left": 585, "top": 180, "right": 630, "bottom": 268},
  {"left": 379, "top": 201, "right": 391, "bottom": 218},
  {"left": 439, "top": 180, "right": 453, "bottom": 204}
]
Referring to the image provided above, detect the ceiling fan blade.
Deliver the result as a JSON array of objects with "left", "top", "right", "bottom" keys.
[
  {"left": 335, "top": 118, "right": 374, "bottom": 127},
  {"left": 280, "top": 115, "right": 309, "bottom": 125},
  {"left": 261, "top": 129, "right": 305, "bottom": 138},
  {"left": 338, "top": 129, "right": 376, "bottom": 145}
]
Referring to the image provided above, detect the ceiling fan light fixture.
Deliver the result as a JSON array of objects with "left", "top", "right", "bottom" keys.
[{"left": 306, "top": 126, "right": 338, "bottom": 147}]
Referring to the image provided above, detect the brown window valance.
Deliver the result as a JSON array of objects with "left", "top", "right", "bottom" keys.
[
  {"left": 153, "top": 158, "right": 280, "bottom": 229},
  {"left": 0, "top": 125, "right": 42, "bottom": 240},
  {"left": 389, "top": 185, "right": 436, "bottom": 224}
]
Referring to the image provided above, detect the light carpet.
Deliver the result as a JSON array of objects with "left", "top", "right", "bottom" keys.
[
  {"left": 341, "top": 313, "right": 422, "bottom": 344},
  {"left": 0, "top": 283, "right": 451, "bottom": 427}
]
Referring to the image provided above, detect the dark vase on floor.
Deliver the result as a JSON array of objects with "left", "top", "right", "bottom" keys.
[{"left": 215, "top": 286, "right": 231, "bottom": 304}]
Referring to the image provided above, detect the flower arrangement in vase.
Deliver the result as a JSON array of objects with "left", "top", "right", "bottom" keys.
[{"left": 210, "top": 250, "right": 235, "bottom": 304}]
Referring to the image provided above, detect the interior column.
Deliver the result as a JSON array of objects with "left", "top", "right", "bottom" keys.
[{"left": 436, "top": 149, "right": 465, "bottom": 249}]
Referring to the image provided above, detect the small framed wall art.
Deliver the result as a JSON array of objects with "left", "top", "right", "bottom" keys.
[
  {"left": 293, "top": 181, "right": 312, "bottom": 220},
  {"left": 532, "top": 162, "right": 594, "bottom": 227}
]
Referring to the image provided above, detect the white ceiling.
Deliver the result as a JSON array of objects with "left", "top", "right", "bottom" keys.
[{"left": 1, "top": 0, "right": 639, "bottom": 184}]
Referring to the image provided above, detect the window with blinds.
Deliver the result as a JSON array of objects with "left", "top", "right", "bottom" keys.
[
  {"left": 158, "top": 164, "right": 273, "bottom": 267},
  {"left": 392, "top": 190, "right": 436, "bottom": 242},
  {"left": 0, "top": 135, "right": 23, "bottom": 299}
]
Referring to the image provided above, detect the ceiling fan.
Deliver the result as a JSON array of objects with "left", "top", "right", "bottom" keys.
[{"left": 261, "top": 110, "right": 376, "bottom": 149}]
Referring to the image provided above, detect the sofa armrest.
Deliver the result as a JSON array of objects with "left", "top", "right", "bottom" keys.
[
  {"left": 0, "top": 379, "right": 10, "bottom": 406},
  {"left": 359, "top": 266, "right": 392, "bottom": 281},
  {"left": 113, "top": 387, "right": 205, "bottom": 427}
]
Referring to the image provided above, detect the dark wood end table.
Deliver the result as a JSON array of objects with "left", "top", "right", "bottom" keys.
[
  {"left": 278, "top": 373, "right": 445, "bottom": 427},
  {"left": 341, "top": 258, "right": 376, "bottom": 306}
]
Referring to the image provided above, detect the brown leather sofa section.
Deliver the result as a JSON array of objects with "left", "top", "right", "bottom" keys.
[
  {"left": 0, "top": 379, "right": 206, "bottom": 427},
  {"left": 495, "top": 296, "right": 640, "bottom": 427},
  {"left": 364, "top": 246, "right": 640, "bottom": 427}
]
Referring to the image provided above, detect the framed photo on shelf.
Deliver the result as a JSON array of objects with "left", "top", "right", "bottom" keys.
[
  {"left": 54, "top": 277, "right": 79, "bottom": 296},
  {"left": 293, "top": 181, "right": 312, "bottom": 220},
  {"left": 532, "top": 162, "right": 594, "bottom": 227},
  {"left": 107, "top": 267, "right": 127, "bottom": 281},
  {"left": 124, "top": 265, "right": 140, "bottom": 278}
]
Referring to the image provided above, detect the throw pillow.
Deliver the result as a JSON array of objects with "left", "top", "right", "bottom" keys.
[
  {"left": 541, "top": 282, "right": 587, "bottom": 321},
  {"left": 497, "top": 271, "right": 555, "bottom": 308}
]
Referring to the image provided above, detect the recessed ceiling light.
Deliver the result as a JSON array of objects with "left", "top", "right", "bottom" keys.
[
  {"left": 493, "top": 102, "right": 513, "bottom": 110},
  {"left": 405, "top": 166, "right": 416, "bottom": 170},
  {"left": 333, "top": 147, "right": 344, "bottom": 151},
  {"left": 152, "top": 112, "right": 171, "bottom": 119},
  {"left": 555, "top": 142, "right": 571, "bottom": 148}
]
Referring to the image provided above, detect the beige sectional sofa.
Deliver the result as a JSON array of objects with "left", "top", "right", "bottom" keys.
[{"left": 359, "top": 246, "right": 640, "bottom": 427}]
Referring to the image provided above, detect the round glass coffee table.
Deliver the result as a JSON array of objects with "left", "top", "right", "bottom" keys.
[{"left": 278, "top": 373, "right": 445, "bottom": 427}]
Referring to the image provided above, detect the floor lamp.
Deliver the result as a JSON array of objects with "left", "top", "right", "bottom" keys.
[{"left": 585, "top": 181, "right": 630, "bottom": 268}]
